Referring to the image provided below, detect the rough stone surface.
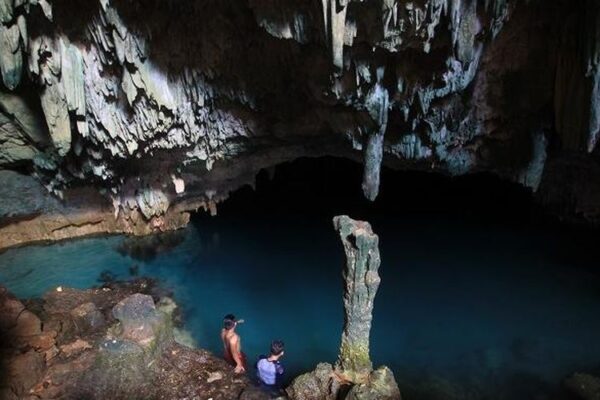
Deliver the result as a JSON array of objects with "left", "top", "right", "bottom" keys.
[
  {"left": 286, "top": 362, "right": 339, "bottom": 400},
  {"left": 346, "top": 366, "right": 402, "bottom": 400},
  {"left": 70, "top": 302, "right": 106, "bottom": 333},
  {"left": 0, "top": 279, "right": 259, "bottom": 400},
  {"left": 0, "top": 170, "right": 192, "bottom": 251},
  {"left": 1, "top": 0, "right": 600, "bottom": 246},
  {"left": 287, "top": 217, "right": 399, "bottom": 400},
  {"left": 111, "top": 292, "right": 170, "bottom": 348},
  {"left": 333, "top": 215, "right": 381, "bottom": 379}
]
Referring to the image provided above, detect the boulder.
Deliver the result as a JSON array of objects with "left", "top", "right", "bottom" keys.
[
  {"left": 112, "top": 293, "right": 171, "bottom": 348},
  {"left": 10, "top": 309, "right": 42, "bottom": 337},
  {"left": 70, "top": 302, "right": 105, "bottom": 333},
  {"left": 286, "top": 362, "right": 340, "bottom": 400},
  {"left": 0, "top": 287, "right": 25, "bottom": 330},
  {"left": 346, "top": 366, "right": 401, "bottom": 400}
]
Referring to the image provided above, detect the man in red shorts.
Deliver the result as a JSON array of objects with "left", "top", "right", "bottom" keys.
[{"left": 221, "top": 314, "right": 247, "bottom": 373}]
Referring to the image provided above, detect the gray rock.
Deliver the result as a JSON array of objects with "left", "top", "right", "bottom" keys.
[
  {"left": 70, "top": 302, "right": 105, "bottom": 334},
  {"left": 285, "top": 362, "right": 338, "bottom": 400},
  {"left": 112, "top": 293, "right": 172, "bottom": 349},
  {"left": 346, "top": 366, "right": 401, "bottom": 400},
  {"left": 333, "top": 215, "right": 381, "bottom": 379}
]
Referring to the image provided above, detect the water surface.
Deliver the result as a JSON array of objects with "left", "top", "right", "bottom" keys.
[{"left": 1, "top": 212, "right": 599, "bottom": 399}]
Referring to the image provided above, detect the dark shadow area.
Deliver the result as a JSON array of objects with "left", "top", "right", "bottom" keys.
[
  {"left": 194, "top": 156, "right": 600, "bottom": 272},
  {"left": 115, "top": 231, "right": 187, "bottom": 262},
  {"left": 197, "top": 156, "right": 544, "bottom": 224}
]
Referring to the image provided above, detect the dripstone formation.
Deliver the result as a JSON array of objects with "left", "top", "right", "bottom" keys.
[
  {"left": 334, "top": 215, "right": 381, "bottom": 380},
  {"left": 1, "top": 0, "right": 600, "bottom": 247},
  {"left": 286, "top": 215, "right": 400, "bottom": 400}
]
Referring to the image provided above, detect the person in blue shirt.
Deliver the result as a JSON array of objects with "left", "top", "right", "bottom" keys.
[{"left": 257, "top": 340, "right": 285, "bottom": 394}]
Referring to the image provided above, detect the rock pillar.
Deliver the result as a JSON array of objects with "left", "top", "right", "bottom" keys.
[{"left": 333, "top": 215, "right": 381, "bottom": 381}]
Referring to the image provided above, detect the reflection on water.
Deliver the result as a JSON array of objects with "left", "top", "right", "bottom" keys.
[{"left": 1, "top": 213, "right": 599, "bottom": 399}]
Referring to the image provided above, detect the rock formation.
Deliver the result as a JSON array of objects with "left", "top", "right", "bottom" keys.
[
  {"left": 334, "top": 215, "right": 381, "bottom": 380},
  {"left": 0, "top": 279, "right": 268, "bottom": 399},
  {"left": 1, "top": 0, "right": 600, "bottom": 247},
  {"left": 286, "top": 215, "right": 400, "bottom": 400}
]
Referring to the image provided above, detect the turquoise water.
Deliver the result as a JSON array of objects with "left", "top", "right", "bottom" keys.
[{"left": 1, "top": 212, "right": 600, "bottom": 398}]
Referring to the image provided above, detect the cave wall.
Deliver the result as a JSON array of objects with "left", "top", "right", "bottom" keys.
[{"left": 1, "top": 0, "right": 600, "bottom": 245}]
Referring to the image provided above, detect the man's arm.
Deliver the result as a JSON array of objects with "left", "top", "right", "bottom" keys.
[{"left": 230, "top": 336, "right": 245, "bottom": 373}]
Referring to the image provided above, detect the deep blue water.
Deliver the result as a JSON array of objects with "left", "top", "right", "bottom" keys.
[{"left": 1, "top": 213, "right": 600, "bottom": 399}]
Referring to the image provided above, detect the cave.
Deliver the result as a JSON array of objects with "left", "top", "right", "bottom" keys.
[
  {"left": 1, "top": 0, "right": 600, "bottom": 399},
  {"left": 2, "top": 156, "right": 600, "bottom": 399}
]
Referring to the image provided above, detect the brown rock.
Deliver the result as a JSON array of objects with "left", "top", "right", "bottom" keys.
[
  {"left": 0, "top": 291, "right": 25, "bottom": 330},
  {"left": 44, "top": 345, "right": 60, "bottom": 363},
  {"left": 10, "top": 310, "right": 42, "bottom": 337},
  {"left": 8, "top": 350, "right": 44, "bottom": 396},
  {"left": 27, "top": 331, "right": 57, "bottom": 351},
  {"left": 60, "top": 339, "right": 92, "bottom": 358},
  {"left": 0, "top": 388, "right": 18, "bottom": 400}
]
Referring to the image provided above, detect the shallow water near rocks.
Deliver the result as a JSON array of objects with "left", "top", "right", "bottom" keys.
[{"left": 1, "top": 210, "right": 600, "bottom": 399}]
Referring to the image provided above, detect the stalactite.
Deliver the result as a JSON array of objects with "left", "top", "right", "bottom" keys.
[{"left": 362, "top": 70, "right": 389, "bottom": 202}]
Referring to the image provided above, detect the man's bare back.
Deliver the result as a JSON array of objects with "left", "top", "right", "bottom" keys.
[{"left": 221, "top": 315, "right": 246, "bottom": 373}]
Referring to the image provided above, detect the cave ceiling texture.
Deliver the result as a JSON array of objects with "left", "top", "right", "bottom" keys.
[{"left": 1, "top": 0, "right": 600, "bottom": 247}]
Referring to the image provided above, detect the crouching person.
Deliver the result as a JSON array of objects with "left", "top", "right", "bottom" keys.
[{"left": 257, "top": 340, "right": 285, "bottom": 396}]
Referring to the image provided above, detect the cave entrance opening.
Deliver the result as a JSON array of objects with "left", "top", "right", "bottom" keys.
[{"left": 193, "top": 155, "right": 542, "bottom": 228}]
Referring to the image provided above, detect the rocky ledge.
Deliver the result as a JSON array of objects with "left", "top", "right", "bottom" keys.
[{"left": 0, "top": 279, "right": 272, "bottom": 400}]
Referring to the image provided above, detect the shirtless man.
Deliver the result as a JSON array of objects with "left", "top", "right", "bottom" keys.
[{"left": 221, "top": 314, "right": 247, "bottom": 373}]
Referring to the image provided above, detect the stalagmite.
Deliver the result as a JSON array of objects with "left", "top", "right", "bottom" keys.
[
  {"left": 287, "top": 216, "right": 400, "bottom": 399},
  {"left": 333, "top": 215, "right": 381, "bottom": 379}
]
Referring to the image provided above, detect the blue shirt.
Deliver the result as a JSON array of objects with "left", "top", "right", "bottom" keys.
[{"left": 257, "top": 358, "right": 284, "bottom": 385}]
